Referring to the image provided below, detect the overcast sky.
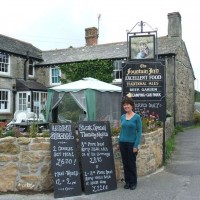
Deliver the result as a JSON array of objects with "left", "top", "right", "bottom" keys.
[{"left": 1, "top": 0, "right": 200, "bottom": 91}]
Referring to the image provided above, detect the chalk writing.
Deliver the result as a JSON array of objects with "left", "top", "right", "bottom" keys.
[
  {"left": 50, "top": 123, "right": 82, "bottom": 198},
  {"left": 122, "top": 61, "right": 166, "bottom": 121},
  {"left": 79, "top": 121, "right": 117, "bottom": 194}
]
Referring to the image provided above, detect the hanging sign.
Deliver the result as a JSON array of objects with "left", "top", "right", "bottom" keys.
[{"left": 122, "top": 61, "right": 166, "bottom": 121}]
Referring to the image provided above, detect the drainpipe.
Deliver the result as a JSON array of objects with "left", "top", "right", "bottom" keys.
[
  {"left": 173, "top": 56, "right": 176, "bottom": 126},
  {"left": 24, "top": 51, "right": 29, "bottom": 81},
  {"left": 12, "top": 84, "right": 17, "bottom": 116}
]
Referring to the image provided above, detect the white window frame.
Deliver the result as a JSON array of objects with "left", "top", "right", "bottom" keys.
[
  {"left": 0, "top": 89, "right": 10, "bottom": 113},
  {"left": 113, "top": 60, "right": 123, "bottom": 82},
  {"left": 50, "top": 66, "right": 61, "bottom": 86},
  {"left": 17, "top": 92, "right": 31, "bottom": 111},
  {"left": 28, "top": 59, "right": 35, "bottom": 77},
  {"left": 33, "top": 92, "right": 47, "bottom": 115},
  {"left": 0, "top": 52, "right": 10, "bottom": 76}
]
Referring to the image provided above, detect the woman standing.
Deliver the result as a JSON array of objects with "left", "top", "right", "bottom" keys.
[{"left": 118, "top": 96, "right": 142, "bottom": 190}]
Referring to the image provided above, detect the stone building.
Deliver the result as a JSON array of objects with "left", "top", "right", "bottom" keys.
[
  {"left": 0, "top": 35, "right": 47, "bottom": 121},
  {"left": 0, "top": 12, "right": 195, "bottom": 127}
]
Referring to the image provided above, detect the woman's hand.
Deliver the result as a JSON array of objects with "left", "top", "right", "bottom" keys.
[
  {"left": 116, "top": 144, "right": 120, "bottom": 151},
  {"left": 133, "top": 148, "right": 138, "bottom": 153}
]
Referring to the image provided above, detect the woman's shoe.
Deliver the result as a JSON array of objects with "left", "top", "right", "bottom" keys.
[
  {"left": 130, "top": 185, "right": 137, "bottom": 190},
  {"left": 124, "top": 184, "right": 130, "bottom": 189}
]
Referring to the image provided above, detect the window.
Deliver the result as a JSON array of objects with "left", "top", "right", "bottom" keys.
[
  {"left": 0, "top": 52, "right": 10, "bottom": 75},
  {"left": 113, "top": 60, "right": 122, "bottom": 81},
  {"left": 28, "top": 59, "right": 34, "bottom": 77},
  {"left": 50, "top": 66, "right": 61, "bottom": 85},
  {"left": 33, "top": 92, "right": 47, "bottom": 115},
  {"left": 0, "top": 90, "right": 10, "bottom": 112},
  {"left": 17, "top": 92, "right": 47, "bottom": 115},
  {"left": 18, "top": 92, "right": 27, "bottom": 111}
]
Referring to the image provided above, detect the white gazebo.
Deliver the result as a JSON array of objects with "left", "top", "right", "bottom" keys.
[{"left": 46, "top": 77, "right": 122, "bottom": 123}]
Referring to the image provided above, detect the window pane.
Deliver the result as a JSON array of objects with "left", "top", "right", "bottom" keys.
[
  {"left": 29, "top": 60, "right": 34, "bottom": 75},
  {"left": 0, "top": 90, "right": 9, "bottom": 111},
  {"left": 0, "top": 53, "right": 9, "bottom": 73},
  {"left": 113, "top": 61, "right": 122, "bottom": 79},
  {"left": 51, "top": 67, "right": 60, "bottom": 84},
  {"left": 18, "top": 92, "right": 27, "bottom": 111}
]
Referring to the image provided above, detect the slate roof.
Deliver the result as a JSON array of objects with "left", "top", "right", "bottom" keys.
[
  {"left": 0, "top": 34, "right": 43, "bottom": 60},
  {"left": 16, "top": 79, "right": 47, "bottom": 91},
  {"left": 38, "top": 36, "right": 183, "bottom": 66}
]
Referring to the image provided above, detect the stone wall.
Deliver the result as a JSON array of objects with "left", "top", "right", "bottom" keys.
[
  {"left": 112, "top": 128, "right": 163, "bottom": 180},
  {"left": 0, "top": 129, "right": 163, "bottom": 193},
  {"left": 0, "top": 137, "right": 52, "bottom": 193},
  {"left": 165, "top": 117, "right": 174, "bottom": 140}
]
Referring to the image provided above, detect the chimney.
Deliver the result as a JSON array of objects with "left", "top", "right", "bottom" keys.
[
  {"left": 85, "top": 27, "right": 98, "bottom": 46},
  {"left": 167, "top": 12, "right": 182, "bottom": 38}
]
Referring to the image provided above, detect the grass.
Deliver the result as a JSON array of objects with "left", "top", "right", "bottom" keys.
[
  {"left": 165, "top": 134, "right": 176, "bottom": 161},
  {"left": 165, "top": 125, "right": 183, "bottom": 162}
]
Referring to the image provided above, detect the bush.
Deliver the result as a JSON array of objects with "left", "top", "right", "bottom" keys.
[
  {"left": 165, "top": 134, "right": 175, "bottom": 160},
  {"left": 110, "top": 121, "right": 120, "bottom": 136},
  {"left": 4, "top": 127, "right": 23, "bottom": 137},
  {"left": 29, "top": 122, "right": 38, "bottom": 138},
  {"left": 165, "top": 124, "right": 183, "bottom": 162},
  {"left": 142, "top": 116, "right": 162, "bottom": 133},
  {"left": 194, "top": 111, "right": 200, "bottom": 125},
  {"left": 174, "top": 125, "right": 183, "bottom": 135}
]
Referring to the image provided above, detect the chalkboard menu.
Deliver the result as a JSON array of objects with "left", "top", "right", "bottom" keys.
[
  {"left": 122, "top": 61, "right": 166, "bottom": 121},
  {"left": 50, "top": 123, "right": 82, "bottom": 198},
  {"left": 78, "top": 121, "right": 117, "bottom": 195}
]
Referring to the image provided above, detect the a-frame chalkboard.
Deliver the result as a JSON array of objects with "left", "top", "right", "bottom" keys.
[
  {"left": 50, "top": 123, "right": 82, "bottom": 198},
  {"left": 78, "top": 121, "right": 117, "bottom": 194}
]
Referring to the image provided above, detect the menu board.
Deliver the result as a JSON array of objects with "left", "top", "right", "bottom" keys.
[
  {"left": 78, "top": 121, "right": 117, "bottom": 195},
  {"left": 50, "top": 123, "right": 82, "bottom": 198},
  {"left": 122, "top": 61, "right": 166, "bottom": 121}
]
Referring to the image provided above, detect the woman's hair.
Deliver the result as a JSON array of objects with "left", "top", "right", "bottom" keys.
[{"left": 121, "top": 96, "right": 135, "bottom": 108}]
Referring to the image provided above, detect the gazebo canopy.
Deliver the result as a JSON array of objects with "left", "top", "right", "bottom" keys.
[
  {"left": 46, "top": 78, "right": 122, "bottom": 124},
  {"left": 50, "top": 77, "right": 121, "bottom": 93}
]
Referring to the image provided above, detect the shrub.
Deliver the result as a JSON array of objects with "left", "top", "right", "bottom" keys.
[
  {"left": 42, "top": 130, "right": 50, "bottom": 137},
  {"left": 194, "top": 111, "right": 200, "bottom": 125},
  {"left": 29, "top": 122, "right": 38, "bottom": 138},
  {"left": 165, "top": 124, "right": 184, "bottom": 162},
  {"left": 174, "top": 125, "right": 183, "bottom": 135},
  {"left": 142, "top": 116, "right": 162, "bottom": 133},
  {"left": 110, "top": 121, "right": 121, "bottom": 136},
  {"left": 4, "top": 127, "right": 22, "bottom": 137},
  {"left": 165, "top": 134, "right": 175, "bottom": 160}
]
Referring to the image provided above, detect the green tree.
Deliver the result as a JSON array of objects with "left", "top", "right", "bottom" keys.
[
  {"left": 59, "top": 59, "right": 114, "bottom": 83},
  {"left": 195, "top": 90, "right": 200, "bottom": 102}
]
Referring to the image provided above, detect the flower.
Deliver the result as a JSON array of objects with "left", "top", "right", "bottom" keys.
[{"left": 111, "top": 120, "right": 121, "bottom": 136}]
